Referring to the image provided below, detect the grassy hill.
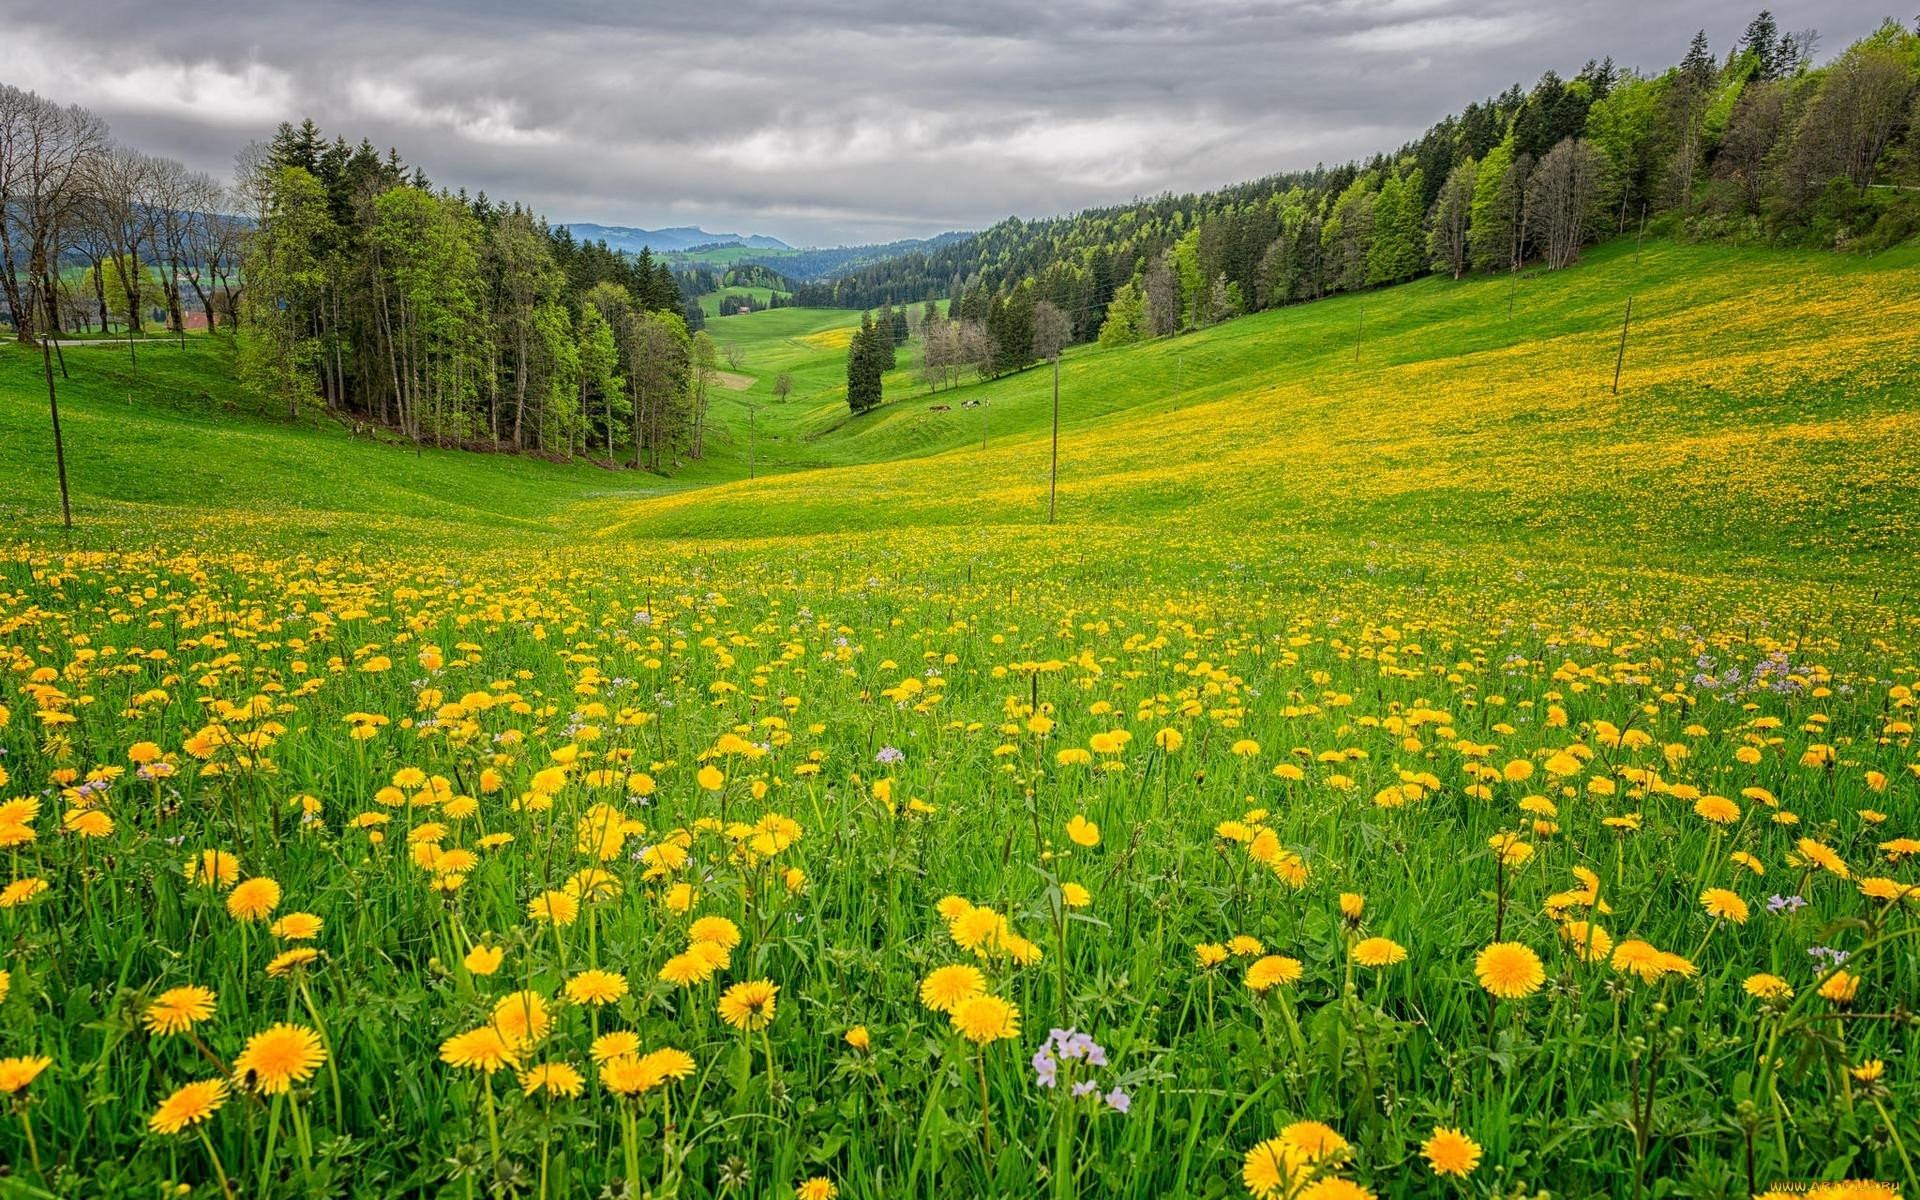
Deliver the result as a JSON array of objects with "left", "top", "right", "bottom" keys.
[
  {"left": 14, "top": 238, "right": 1913, "bottom": 590},
  {"left": 628, "top": 240, "right": 1920, "bottom": 591}
]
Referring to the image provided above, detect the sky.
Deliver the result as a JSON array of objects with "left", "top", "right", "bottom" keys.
[{"left": 1, "top": 1, "right": 1887, "bottom": 247}]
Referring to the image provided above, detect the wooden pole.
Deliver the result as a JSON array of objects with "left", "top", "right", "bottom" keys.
[
  {"left": 1612, "top": 295, "right": 1634, "bottom": 396},
  {"left": 41, "top": 332, "right": 72, "bottom": 529}
]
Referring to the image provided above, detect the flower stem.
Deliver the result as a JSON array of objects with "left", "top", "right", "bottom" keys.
[{"left": 199, "top": 1125, "right": 237, "bottom": 1200}]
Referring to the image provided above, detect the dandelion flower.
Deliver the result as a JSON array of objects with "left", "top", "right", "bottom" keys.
[
  {"left": 565, "top": 969, "right": 630, "bottom": 1007},
  {"left": 144, "top": 986, "right": 217, "bottom": 1036},
  {"left": 660, "top": 950, "right": 718, "bottom": 988},
  {"left": 233, "top": 1023, "right": 327, "bottom": 1094},
  {"left": 919, "top": 964, "right": 986, "bottom": 1013},
  {"left": 225, "top": 877, "right": 282, "bottom": 922},
  {"left": 440, "top": 1026, "right": 520, "bottom": 1073},
  {"left": 519, "top": 1061, "right": 585, "bottom": 1099},
  {"left": 1819, "top": 970, "right": 1860, "bottom": 1005},
  {"left": 491, "top": 991, "right": 553, "bottom": 1045},
  {"left": 600, "top": 1055, "right": 656, "bottom": 1097},
  {"left": 949, "top": 994, "right": 1020, "bottom": 1044},
  {"left": 1244, "top": 955, "right": 1303, "bottom": 993},
  {"left": 640, "top": 1047, "right": 695, "bottom": 1082},
  {"left": 270, "top": 912, "right": 323, "bottom": 940},
  {"left": 1422, "top": 1126, "right": 1482, "bottom": 1177},
  {"left": 0, "top": 877, "right": 49, "bottom": 907},
  {"left": 1279, "top": 1120, "right": 1348, "bottom": 1161},
  {"left": 149, "top": 1078, "right": 228, "bottom": 1134},
  {"left": 184, "top": 850, "right": 240, "bottom": 889},
  {"left": 0, "top": 1055, "right": 51, "bottom": 1094},
  {"left": 796, "top": 1178, "right": 838, "bottom": 1200},
  {"left": 591, "top": 1031, "right": 641, "bottom": 1063},
  {"left": 1351, "top": 937, "right": 1407, "bottom": 968},
  {"left": 687, "top": 915, "right": 741, "bottom": 949},
  {"left": 1744, "top": 973, "right": 1793, "bottom": 1000},
  {"left": 950, "top": 906, "right": 1009, "bottom": 956},
  {"left": 1700, "top": 888, "right": 1749, "bottom": 924},
  {"left": 528, "top": 889, "right": 581, "bottom": 926},
  {"left": 1242, "top": 1137, "right": 1309, "bottom": 1198},
  {"left": 1693, "top": 795, "right": 1740, "bottom": 825},
  {"left": 1475, "top": 942, "right": 1545, "bottom": 999},
  {"left": 266, "top": 947, "right": 321, "bottom": 977},
  {"left": 1061, "top": 882, "right": 1091, "bottom": 908},
  {"left": 845, "top": 1026, "right": 871, "bottom": 1052},
  {"left": 718, "top": 979, "right": 779, "bottom": 1031}
]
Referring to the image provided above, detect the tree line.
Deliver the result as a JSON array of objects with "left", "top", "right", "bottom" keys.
[
  {"left": 242, "top": 119, "right": 714, "bottom": 463},
  {"left": 843, "top": 292, "right": 1075, "bottom": 413},
  {"left": 805, "top": 13, "right": 1920, "bottom": 352}
]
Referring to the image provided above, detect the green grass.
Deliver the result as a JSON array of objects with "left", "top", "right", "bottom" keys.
[{"left": 1, "top": 240, "right": 1917, "bottom": 1199}]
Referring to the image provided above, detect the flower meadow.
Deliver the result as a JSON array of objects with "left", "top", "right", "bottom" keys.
[{"left": 0, "top": 534, "right": 1914, "bottom": 1200}]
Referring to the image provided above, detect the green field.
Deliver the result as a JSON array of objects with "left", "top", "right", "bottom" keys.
[
  {"left": 2, "top": 239, "right": 1918, "bottom": 1200},
  {"left": 699, "top": 287, "right": 794, "bottom": 318}
]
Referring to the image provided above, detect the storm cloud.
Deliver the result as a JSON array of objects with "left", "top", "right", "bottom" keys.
[{"left": 0, "top": 1, "right": 1885, "bottom": 245}]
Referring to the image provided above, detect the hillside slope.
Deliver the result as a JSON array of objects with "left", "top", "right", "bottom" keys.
[
  {"left": 5, "top": 239, "right": 1918, "bottom": 597},
  {"left": 611, "top": 240, "right": 1920, "bottom": 592}
]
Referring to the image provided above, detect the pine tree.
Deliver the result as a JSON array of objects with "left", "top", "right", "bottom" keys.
[
  {"left": 1741, "top": 11, "right": 1782, "bottom": 78},
  {"left": 846, "top": 315, "right": 883, "bottom": 413}
]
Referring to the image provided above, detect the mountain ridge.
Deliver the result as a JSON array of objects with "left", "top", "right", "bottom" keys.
[{"left": 559, "top": 222, "right": 793, "bottom": 254}]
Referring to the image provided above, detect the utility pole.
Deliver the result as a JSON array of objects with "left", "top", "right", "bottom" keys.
[
  {"left": 1047, "top": 354, "right": 1060, "bottom": 524},
  {"left": 1612, "top": 295, "right": 1634, "bottom": 395},
  {"left": 747, "top": 403, "right": 756, "bottom": 479},
  {"left": 979, "top": 399, "right": 988, "bottom": 451}
]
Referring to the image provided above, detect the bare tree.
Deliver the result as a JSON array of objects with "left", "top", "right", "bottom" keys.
[
  {"left": 957, "top": 318, "right": 995, "bottom": 383},
  {"left": 185, "top": 187, "right": 247, "bottom": 331},
  {"left": 1143, "top": 250, "right": 1179, "bottom": 337},
  {"left": 1031, "top": 299, "right": 1070, "bottom": 361},
  {"left": 85, "top": 148, "right": 161, "bottom": 341},
  {"left": 1715, "top": 81, "right": 1795, "bottom": 215},
  {"left": 0, "top": 85, "right": 110, "bottom": 526},
  {"left": 145, "top": 155, "right": 198, "bottom": 341},
  {"left": 772, "top": 372, "right": 793, "bottom": 403},
  {"left": 919, "top": 315, "right": 953, "bottom": 391},
  {"left": 1528, "top": 138, "right": 1606, "bottom": 269}
]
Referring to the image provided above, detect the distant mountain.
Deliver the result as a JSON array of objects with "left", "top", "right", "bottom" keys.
[
  {"left": 747, "top": 231, "right": 974, "bottom": 282},
  {"left": 560, "top": 223, "right": 792, "bottom": 254}
]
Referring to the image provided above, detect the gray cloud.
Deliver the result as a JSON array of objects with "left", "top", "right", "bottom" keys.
[{"left": 1, "top": 0, "right": 1885, "bottom": 245}]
